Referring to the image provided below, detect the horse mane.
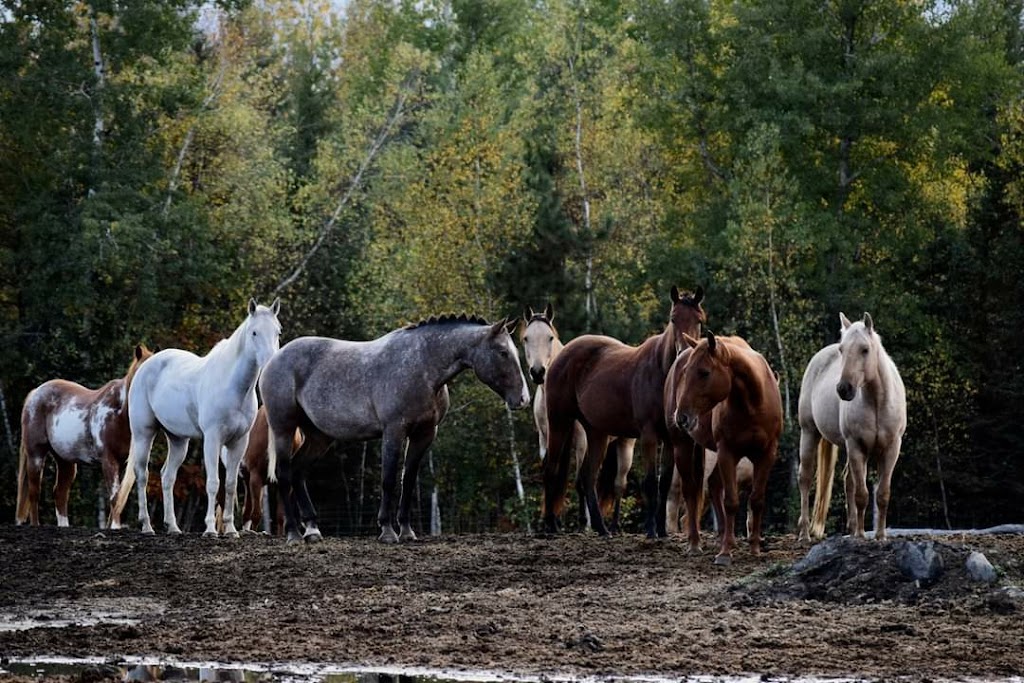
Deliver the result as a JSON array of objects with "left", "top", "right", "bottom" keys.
[
  {"left": 123, "top": 345, "right": 152, "bottom": 394},
  {"left": 403, "top": 313, "right": 492, "bottom": 330}
]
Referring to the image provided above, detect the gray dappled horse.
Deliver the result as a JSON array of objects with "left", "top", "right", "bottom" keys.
[{"left": 259, "top": 314, "right": 530, "bottom": 544}]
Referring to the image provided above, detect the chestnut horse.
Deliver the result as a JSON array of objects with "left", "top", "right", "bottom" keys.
[
  {"left": 797, "top": 313, "right": 906, "bottom": 541},
  {"left": 543, "top": 286, "right": 705, "bottom": 537},
  {"left": 521, "top": 304, "right": 635, "bottom": 530},
  {"left": 16, "top": 344, "right": 153, "bottom": 527},
  {"left": 668, "top": 332, "right": 782, "bottom": 564},
  {"left": 665, "top": 451, "right": 753, "bottom": 537}
]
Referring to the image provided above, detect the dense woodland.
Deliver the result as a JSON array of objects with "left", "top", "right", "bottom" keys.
[{"left": 1, "top": 0, "right": 1022, "bottom": 536}]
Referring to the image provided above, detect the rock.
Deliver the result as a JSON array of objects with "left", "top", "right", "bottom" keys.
[
  {"left": 965, "top": 551, "right": 998, "bottom": 583},
  {"left": 896, "top": 541, "right": 944, "bottom": 584},
  {"left": 793, "top": 536, "right": 846, "bottom": 574},
  {"left": 985, "top": 586, "right": 1023, "bottom": 614}
]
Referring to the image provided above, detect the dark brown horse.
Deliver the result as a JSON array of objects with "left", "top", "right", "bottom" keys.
[
  {"left": 543, "top": 286, "right": 705, "bottom": 537},
  {"left": 17, "top": 345, "right": 153, "bottom": 527},
  {"left": 668, "top": 332, "right": 782, "bottom": 565}
]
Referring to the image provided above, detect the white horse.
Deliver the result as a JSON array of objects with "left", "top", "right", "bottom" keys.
[
  {"left": 520, "top": 304, "right": 635, "bottom": 531},
  {"left": 797, "top": 312, "right": 907, "bottom": 541},
  {"left": 111, "top": 299, "right": 281, "bottom": 537}
]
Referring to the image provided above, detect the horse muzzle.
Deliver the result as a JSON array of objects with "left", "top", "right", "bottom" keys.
[
  {"left": 674, "top": 411, "right": 698, "bottom": 432},
  {"left": 508, "top": 386, "right": 531, "bottom": 410},
  {"left": 836, "top": 381, "right": 857, "bottom": 401},
  {"left": 529, "top": 367, "right": 546, "bottom": 385}
]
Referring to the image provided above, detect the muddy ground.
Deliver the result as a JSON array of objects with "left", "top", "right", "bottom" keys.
[{"left": 1, "top": 525, "right": 1023, "bottom": 681}]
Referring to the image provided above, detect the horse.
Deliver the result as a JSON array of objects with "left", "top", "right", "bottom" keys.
[
  {"left": 259, "top": 313, "right": 530, "bottom": 544},
  {"left": 542, "top": 285, "right": 705, "bottom": 538},
  {"left": 797, "top": 312, "right": 907, "bottom": 541},
  {"left": 668, "top": 332, "right": 782, "bottom": 564},
  {"left": 520, "top": 304, "right": 636, "bottom": 531},
  {"left": 111, "top": 298, "right": 281, "bottom": 537},
  {"left": 215, "top": 405, "right": 300, "bottom": 534},
  {"left": 665, "top": 451, "right": 753, "bottom": 537},
  {"left": 16, "top": 344, "right": 153, "bottom": 527}
]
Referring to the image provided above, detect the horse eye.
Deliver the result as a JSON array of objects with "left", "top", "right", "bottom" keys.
[
  {"left": 698, "top": 368, "right": 710, "bottom": 379},
  {"left": 548, "top": 335, "right": 554, "bottom": 343},
  {"left": 861, "top": 347, "right": 869, "bottom": 355},
  {"left": 500, "top": 350, "right": 509, "bottom": 358},
  {"left": 252, "top": 331, "right": 257, "bottom": 337}
]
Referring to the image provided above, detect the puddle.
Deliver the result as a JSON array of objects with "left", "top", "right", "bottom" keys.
[
  {"left": 0, "top": 614, "right": 138, "bottom": 633},
  {"left": 0, "top": 598, "right": 161, "bottom": 634}
]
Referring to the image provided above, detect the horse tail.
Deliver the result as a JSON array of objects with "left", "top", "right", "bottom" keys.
[
  {"left": 810, "top": 439, "right": 838, "bottom": 538},
  {"left": 15, "top": 427, "right": 30, "bottom": 524},
  {"left": 266, "top": 423, "right": 278, "bottom": 484},
  {"left": 596, "top": 441, "right": 618, "bottom": 516},
  {"left": 111, "top": 439, "right": 138, "bottom": 523},
  {"left": 541, "top": 422, "right": 574, "bottom": 518}
]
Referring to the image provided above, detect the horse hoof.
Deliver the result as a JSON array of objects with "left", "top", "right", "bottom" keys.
[
  {"left": 686, "top": 544, "right": 702, "bottom": 555},
  {"left": 399, "top": 528, "right": 417, "bottom": 542},
  {"left": 304, "top": 531, "right": 323, "bottom": 544},
  {"left": 224, "top": 530, "right": 239, "bottom": 539},
  {"left": 286, "top": 532, "right": 303, "bottom": 545},
  {"left": 202, "top": 530, "right": 217, "bottom": 538},
  {"left": 378, "top": 528, "right": 399, "bottom": 544},
  {"left": 141, "top": 528, "right": 155, "bottom": 536},
  {"left": 713, "top": 553, "right": 732, "bottom": 567}
]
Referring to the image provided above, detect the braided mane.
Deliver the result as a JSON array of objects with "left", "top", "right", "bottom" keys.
[{"left": 403, "top": 312, "right": 492, "bottom": 331}]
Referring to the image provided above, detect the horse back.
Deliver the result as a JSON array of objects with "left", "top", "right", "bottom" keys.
[{"left": 25, "top": 378, "right": 128, "bottom": 462}]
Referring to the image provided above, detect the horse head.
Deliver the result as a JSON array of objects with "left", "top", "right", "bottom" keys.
[
  {"left": 669, "top": 285, "right": 706, "bottom": 354},
  {"left": 836, "top": 312, "right": 878, "bottom": 401},
  {"left": 521, "top": 303, "right": 557, "bottom": 385},
  {"left": 472, "top": 317, "right": 530, "bottom": 410},
  {"left": 244, "top": 298, "right": 282, "bottom": 368},
  {"left": 672, "top": 330, "right": 731, "bottom": 432}
]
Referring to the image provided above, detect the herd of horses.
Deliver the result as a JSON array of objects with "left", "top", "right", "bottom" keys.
[{"left": 14, "top": 288, "right": 907, "bottom": 565}]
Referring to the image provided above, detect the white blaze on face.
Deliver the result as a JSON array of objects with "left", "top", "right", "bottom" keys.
[{"left": 505, "top": 336, "right": 530, "bottom": 406}]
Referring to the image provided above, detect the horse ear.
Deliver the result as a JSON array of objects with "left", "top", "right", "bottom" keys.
[
  {"left": 270, "top": 297, "right": 281, "bottom": 316},
  {"left": 526, "top": 307, "right": 535, "bottom": 321},
  {"left": 670, "top": 285, "right": 680, "bottom": 303},
  {"left": 863, "top": 312, "right": 873, "bottom": 332},
  {"left": 490, "top": 318, "right": 506, "bottom": 336},
  {"left": 705, "top": 329, "right": 717, "bottom": 353},
  {"left": 544, "top": 302, "right": 554, "bottom": 321},
  {"left": 504, "top": 317, "right": 518, "bottom": 336},
  {"left": 839, "top": 312, "right": 852, "bottom": 330},
  {"left": 135, "top": 344, "right": 144, "bottom": 361},
  {"left": 693, "top": 285, "right": 704, "bottom": 305},
  {"left": 682, "top": 333, "right": 700, "bottom": 349},
  {"left": 248, "top": 298, "right": 258, "bottom": 315}
]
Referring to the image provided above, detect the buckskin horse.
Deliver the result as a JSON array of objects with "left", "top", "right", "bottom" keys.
[
  {"left": 542, "top": 286, "right": 705, "bottom": 537},
  {"left": 16, "top": 344, "right": 153, "bottom": 527},
  {"left": 521, "top": 304, "right": 636, "bottom": 531},
  {"left": 259, "top": 314, "right": 530, "bottom": 544},
  {"left": 668, "top": 332, "right": 782, "bottom": 564},
  {"left": 111, "top": 299, "right": 282, "bottom": 537},
  {"left": 797, "top": 312, "right": 907, "bottom": 541}
]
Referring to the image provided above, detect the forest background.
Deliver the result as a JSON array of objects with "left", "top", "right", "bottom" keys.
[{"left": 1, "top": 0, "right": 1022, "bottom": 536}]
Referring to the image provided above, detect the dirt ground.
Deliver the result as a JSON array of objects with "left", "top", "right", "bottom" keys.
[{"left": 1, "top": 525, "right": 1023, "bottom": 681}]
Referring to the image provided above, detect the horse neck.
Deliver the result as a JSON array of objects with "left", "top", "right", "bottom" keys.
[
  {"left": 860, "top": 340, "right": 899, "bottom": 409},
  {"left": 408, "top": 324, "right": 489, "bottom": 390},
  {"left": 206, "top": 324, "right": 260, "bottom": 397},
  {"left": 653, "top": 323, "right": 678, "bottom": 375},
  {"left": 548, "top": 334, "right": 565, "bottom": 368},
  {"left": 723, "top": 347, "right": 766, "bottom": 415}
]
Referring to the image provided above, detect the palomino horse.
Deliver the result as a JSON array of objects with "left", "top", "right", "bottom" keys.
[
  {"left": 521, "top": 305, "right": 636, "bottom": 531},
  {"left": 16, "top": 345, "right": 153, "bottom": 527},
  {"left": 665, "top": 451, "right": 753, "bottom": 536},
  {"left": 111, "top": 299, "right": 281, "bottom": 536},
  {"left": 669, "top": 332, "right": 782, "bottom": 564},
  {"left": 259, "top": 314, "right": 530, "bottom": 544},
  {"left": 543, "top": 286, "right": 705, "bottom": 537},
  {"left": 797, "top": 313, "right": 907, "bottom": 540}
]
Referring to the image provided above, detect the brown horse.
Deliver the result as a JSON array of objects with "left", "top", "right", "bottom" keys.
[
  {"left": 543, "top": 286, "right": 705, "bottom": 537},
  {"left": 16, "top": 345, "right": 153, "bottom": 527},
  {"left": 521, "top": 304, "right": 636, "bottom": 531},
  {"left": 665, "top": 451, "right": 753, "bottom": 537},
  {"left": 668, "top": 332, "right": 782, "bottom": 564}
]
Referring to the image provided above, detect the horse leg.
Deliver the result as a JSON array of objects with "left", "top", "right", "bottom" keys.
[
  {"left": 666, "top": 462, "right": 682, "bottom": 536},
  {"left": 157, "top": 434, "right": 188, "bottom": 535},
  {"left": 542, "top": 416, "right": 575, "bottom": 534},
  {"left": 747, "top": 449, "right": 776, "bottom": 556},
  {"left": 578, "top": 429, "right": 611, "bottom": 536},
  {"left": 707, "top": 464, "right": 725, "bottom": 537},
  {"left": 673, "top": 438, "right": 704, "bottom": 553},
  {"left": 844, "top": 444, "right": 869, "bottom": 539},
  {"left": 714, "top": 449, "right": 740, "bottom": 566},
  {"left": 218, "top": 437, "right": 248, "bottom": 538},
  {"left": 572, "top": 423, "right": 591, "bottom": 530},
  {"left": 636, "top": 430, "right": 660, "bottom": 539},
  {"left": 397, "top": 423, "right": 438, "bottom": 542},
  {"left": 378, "top": 426, "right": 408, "bottom": 544},
  {"left": 130, "top": 429, "right": 158, "bottom": 534},
  {"left": 243, "top": 470, "right": 263, "bottom": 533},
  {"left": 796, "top": 429, "right": 819, "bottom": 541},
  {"left": 100, "top": 451, "right": 123, "bottom": 529},
  {"left": 288, "top": 432, "right": 329, "bottom": 543},
  {"left": 53, "top": 458, "right": 77, "bottom": 527},
  {"left": 610, "top": 438, "right": 634, "bottom": 533},
  {"left": 873, "top": 437, "right": 902, "bottom": 540}
]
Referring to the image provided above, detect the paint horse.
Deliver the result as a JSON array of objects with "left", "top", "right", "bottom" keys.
[
  {"left": 797, "top": 313, "right": 907, "bottom": 540},
  {"left": 16, "top": 345, "right": 153, "bottom": 527},
  {"left": 521, "top": 304, "right": 636, "bottom": 531},
  {"left": 259, "top": 314, "right": 530, "bottom": 544},
  {"left": 111, "top": 299, "right": 281, "bottom": 536},
  {"left": 543, "top": 286, "right": 705, "bottom": 538},
  {"left": 215, "top": 405, "right": 301, "bottom": 533},
  {"left": 669, "top": 332, "right": 782, "bottom": 564}
]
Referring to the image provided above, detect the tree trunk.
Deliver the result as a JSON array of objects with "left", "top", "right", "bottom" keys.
[
  {"left": 506, "top": 406, "right": 531, "bottom": 532},
  {"left": 87, "top": 2, "right": 106, "bottom": 194},
  {"left": 567, "top": 51, "right": 596, "bottom": 328}
]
